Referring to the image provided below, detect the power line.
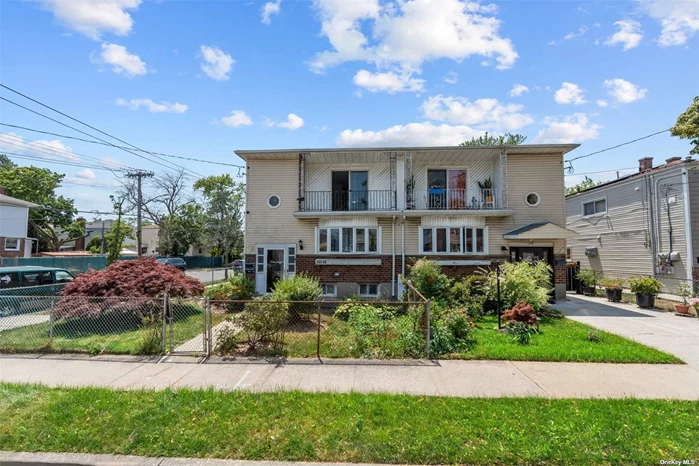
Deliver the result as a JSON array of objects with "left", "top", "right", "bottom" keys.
[
  {"left": 565, "top": 128, "right": 672, "bottom": 173},
  {"left": 0, "top": 89, "right": 204, "bottom": 178},
  {"left": 564, "top": 167, "right": 636, "bottom": 177},
  {"left": 0, "top": 122, "right": 246, "bottom": 171},
  {"left": 2, "top": 151, "right": 121, "bottom": 173}
]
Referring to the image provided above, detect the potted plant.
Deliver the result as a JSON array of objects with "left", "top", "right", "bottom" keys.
[
  {"left": 627, "top": 276, "right": 663, "bottom": 309},
  {"left": 478, "top": 177, "right": 494, "bottom": 204},
  {"left": 576, "top": 269, "right": 598, "bottom": 296},
  {"left": 674, "top": 283, "right": 692, "bottom": 315},
  {"left": 599, "top": 277, "right": 624, "bottom": 302}
]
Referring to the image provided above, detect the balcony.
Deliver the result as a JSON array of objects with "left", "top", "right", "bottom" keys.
[
  {"left": 301, "top": 190, "right": 396, "bottom": 212},
  {"left": 409, "top": 188, "right": 504, "bottom": 211}
]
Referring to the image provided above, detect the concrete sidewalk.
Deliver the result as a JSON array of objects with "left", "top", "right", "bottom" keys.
[
  {"left": 1, "top": 353, "right": 697, "bottom": 399},
  {"left": 558, "top": 294, "right": 699, "bottom": 369},
  {"left": 0, "top": 451, "right": 384, "bottom": 466}
]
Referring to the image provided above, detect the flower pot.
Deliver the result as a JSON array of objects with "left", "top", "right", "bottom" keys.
[
  {"left": 675, "top": 304, "right": 690, "bottom": 315},
  {"left": 635, "top": 293, "right": 655, "bottom": 309},
  {"left": 583, "top": 286, "right": 596, "bottom": 297},
  {"left": 606, "top": 289, "right": 622, "bottom": 302}
]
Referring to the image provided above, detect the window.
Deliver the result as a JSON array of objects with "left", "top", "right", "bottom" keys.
[
  {"left": 582, "top": 198, "right": 607, "bottom": 217},
  {"left": 267, "top": 195, "right": 281, "bottom": 208},
  {"left": 4, "top": 238, "right": 19, "bottom": 251},
  {"left": 525, "top": 192, "right": 540, "bottom": 207},
  {"left": 320, "top": 283, "right": 336, "bottom": 296},
  {"left": 0, "top": 272, "right": 19, "bottom": 289},
  {"left": 317, "top": 227, "right": 379, "bottom": 254},
  {"left": 359, "top": 284, "right": 379, "bottom": 297},
  {"left": 287, "top": 246, "right": 296, "bottom": 273},
  {"left": 566, "top": 247, "right": 571, "bottom": 260},
  {"left": 55, "top": 270, "right": 74, "bottom": 283},
  {"left": 21, "top": 271, "right": 53, "bottom": 287},
  {"left": 257, "top": 247, "right": 264, "bottom": 273},
  {"left": 420, "top": 227, "right": 488, "bottom": 255}
]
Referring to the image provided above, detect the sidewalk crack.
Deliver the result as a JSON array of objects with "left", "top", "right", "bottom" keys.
[{"left": 509, "top": 361, "right": 550, "bottom": 397}]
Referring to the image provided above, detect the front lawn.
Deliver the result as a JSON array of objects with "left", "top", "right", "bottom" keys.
[
  {"left": 1, "top": 383, "right": 697, "bottom": 465},
  {"left": 451, "top": 315, "right": 682, "bottom": 364}
]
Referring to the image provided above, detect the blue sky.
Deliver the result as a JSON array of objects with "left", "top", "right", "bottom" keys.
[{"left": 1, "top": 0, "right": 698, "bottom": 215}]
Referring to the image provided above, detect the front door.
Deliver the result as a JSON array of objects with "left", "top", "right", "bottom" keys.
[
  {"left": 511, "top": 247, "right": 555, "bottom": 302},
  {"left": 266, "top": 249, "right": 285, "bottom": 293}
]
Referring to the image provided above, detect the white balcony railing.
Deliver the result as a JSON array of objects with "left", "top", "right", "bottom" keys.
[{"left": 408, "top": 188, "right": 503, "bottom": 210}]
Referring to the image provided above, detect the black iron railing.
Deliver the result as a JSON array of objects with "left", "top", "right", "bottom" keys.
[{"left": 301, "top": 190, "right": 396, "bottom": 212}]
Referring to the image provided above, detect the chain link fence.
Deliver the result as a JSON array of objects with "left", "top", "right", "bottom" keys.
[{"left": 0, "top": 294, "right": 430, "bottom": 359}]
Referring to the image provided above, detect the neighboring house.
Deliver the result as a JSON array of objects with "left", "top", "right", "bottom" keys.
[
  {"left": 141, "top": 224, "right": 207, "bottom": 256},
  {"left": 566, "top": 156, "right": 699, "bottom": 291},
  {"left": 0, "top": 186, "right": 37, "bottom": 258},
  {"left": 237, "top": 145, "right": 579, "bottom": 300},
  {"left": 59, "top": 219, "right": 137, "bottom": 252}
]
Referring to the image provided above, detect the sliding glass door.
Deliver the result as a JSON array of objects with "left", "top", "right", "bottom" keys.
[{"left": 331, "top": 171, "right": 368, "bottom": 211}]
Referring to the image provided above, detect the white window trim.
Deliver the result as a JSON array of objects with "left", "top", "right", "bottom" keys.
[
  {"left": 320, "top": 283, "right": 337, "bottom": 297},
  {"left": 525, "top": 192, "right": 541, "bottom": 207},
  {"left": 4, "top": 238, "right": 20, "bottom": 251},
  {"left": 581, "top": 196, "right": 607, "bottom": 218},
  {"left": 419, "top": 226, "right": 489, "bottom": 256},
  {"left": 267, "top": 194, "right": 281, "bottom": 209},
  {"left": 358, "top": 283, "right": 380, "bottom": 297},
  {"left": 315, "top": 227, "right": 381, "bottom": 255}
]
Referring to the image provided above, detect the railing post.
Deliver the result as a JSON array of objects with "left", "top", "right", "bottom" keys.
[
  {"left": 316, "top": 302, "right": 321, "bottom": 360},
  {"left": 424, "top": 299, "right": 430, "bottom": 358},
  {"left": 161, "top": 294, "right": 167, "bottom": 354},
  {"left": 49, "top": 297, "right": 55, "bottom": 345}
]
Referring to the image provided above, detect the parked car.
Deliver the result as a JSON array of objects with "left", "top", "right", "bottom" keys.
[
  {"left": 245, "top": 262, "right": 255, "bottom": 274},
  {"left": 0, "top": 266, "right": 76, "bottom": 316},
  {"left": 157, "top": 257, "right": 187, "bottom": 271},
  {"left": 232, "top": 259, "right": 244, "bottom": 274}
]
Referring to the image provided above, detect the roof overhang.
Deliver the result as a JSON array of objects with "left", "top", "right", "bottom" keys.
[
  {"left": 235, "top": 144, "right": 580, "bottom": 161},
  {"left": 0, "top": 194, "right": 39, "bottom": 208},
  {"left": 504, "top": 222, "right": 578, "bottom": 240}
]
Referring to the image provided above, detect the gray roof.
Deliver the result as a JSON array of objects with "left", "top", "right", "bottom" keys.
[{"left": 504, "top": 222, "right": 550, "bottom": 236}]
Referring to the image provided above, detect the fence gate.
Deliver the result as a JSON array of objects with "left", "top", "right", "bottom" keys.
[{"left": 167, "top": 297, "right": 211, "bottom": 356}]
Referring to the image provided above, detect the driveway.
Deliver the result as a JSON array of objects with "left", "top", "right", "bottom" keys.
[
  {"left": 185, "top": 268, "right": 231, "bottom": 285},
  {"left": 0, "top": 314, "right": 50, "bottom": 332},
  {"left": 558, "top": 294, "right": 699, "bottom": 368}
]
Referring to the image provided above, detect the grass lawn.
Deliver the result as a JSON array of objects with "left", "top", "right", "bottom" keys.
[
  {"left": 1, "top": 383, "right": 698, "bottom": 465},
  {"left": 451, "top": 316, "right": 682, "bottom": 364},
  {"left": 0, "top": 306, "right": 206, "bottom": 355}
]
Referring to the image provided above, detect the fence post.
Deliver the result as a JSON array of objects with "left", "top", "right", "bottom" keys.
[
  {"left": 161, "top": 294, "right": 167, "bottom": 354},
  {"left": 316, "top": 302, "right": 321, "bottom": 359},
  {"left": 49, "top": 297, "right": 55, "bottom": 345},
  {"left": 168, "top": 295, "right": 174, "bottom": 353},
  {"left": 424, "top": 299, "right": 431, "bottom": 358},
  {"left": 496, "top": 261, "right": 502, "bottom": 330},
  {"left": 204, "top": 297, "right": 211, "bottom": 357}
]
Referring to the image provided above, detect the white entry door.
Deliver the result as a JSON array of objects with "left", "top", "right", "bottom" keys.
[{"left": 255, "top": 244, "right": 296, "bottom": 294}]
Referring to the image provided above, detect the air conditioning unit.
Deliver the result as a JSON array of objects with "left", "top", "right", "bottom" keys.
[{"left": 584, "top": 247, "right": 598, "bottom": 257}]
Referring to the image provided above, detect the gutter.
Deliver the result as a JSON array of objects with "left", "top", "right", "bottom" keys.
[{"left": 682, "top": 167, "right": 694, "bottom": 281}]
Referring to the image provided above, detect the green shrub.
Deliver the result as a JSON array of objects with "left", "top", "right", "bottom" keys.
[
  {"left": 449, "top": 276, "right": 486, "bottom": 320},
  {"left": 485, "top": 261, "right": 551, "bottom": 312},
  {"left": 599, "top": 277, "right": 624, "bottom": 290},
  {"left": 214, "top": 322, "right": 240, "bottom": 355},
  {"left": 502, "top": 301, "right": 538, "bottom": 326},
  {"left": 334, "top": 299, "right": 374, "bottom": 321},
  {"left": 205, "top": 275, "right": 255, "bottom": 311},
  {"left": 272, "top": 273, "right": 322, "bottom": 301},
  {"left": 628, "top": 276, "right": 663, "bottom": 296},
  {"left": 511, "top": 322, "right": 534, "bottom": 345},
  {"left": 347, "top": 304, "right": 424, "bottom": 358},
  {"left": 232, "top": 298, "right": 288, "bottom": 352},
  {"left": 429, "top": 306, "right": 472, "bottom": 356},
  {"left": 408, "top": 258, "right": 452, "bottom": 301},
  {"left": 576, "top": 269, "right": 599, "bottom": 287},
  {"left": 137, "top": 316, "right": 161, "bottom": 355}
]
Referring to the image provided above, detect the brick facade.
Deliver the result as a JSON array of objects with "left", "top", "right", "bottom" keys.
[
  {"left": 554, "top": 255, "right": 567, "bottom": 284},
  {"left": 0, "top": 236, "right": 27, "bottom": 258}
]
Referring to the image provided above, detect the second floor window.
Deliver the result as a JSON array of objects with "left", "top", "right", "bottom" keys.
[
  {"left": 582, "top": 198, "right": 607, "bottom": 217},
  {"left": 317, "top": 227, "right": 379, "bottom": 254},
  {"left": 420, "top": 227, "right": 487, "bottom": 255}
]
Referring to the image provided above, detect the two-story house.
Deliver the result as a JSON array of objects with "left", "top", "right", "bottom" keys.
[
  {"left": 0, "top": 186, "right": 37, "bottom": 258},
  {"left": 238, "top": 145, "right": 579, "bottom": 300},
  {"left": 566, "top": 156, "right": 699, "bottom": 293}
]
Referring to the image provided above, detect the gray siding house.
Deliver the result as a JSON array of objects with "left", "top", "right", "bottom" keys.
[{"left": 566, "top": 156, "right": 699, "bottom": 293}]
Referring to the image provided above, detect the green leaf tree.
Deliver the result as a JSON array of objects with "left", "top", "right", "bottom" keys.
[
  {"left": 0, "top": 154, "right": 18, "bottom": 172},
  {"left": 460, "top": 132, "right": 527, "bottom": 146},
  {"left": 159, "top": 203, "right": 205, "bottom": 256},
  {"left": 565, "top": 176, "right": 601, "bottom": 195},
  {"left": 671, "top": 96, "right": 699, "bottom": 155},
  {"left": 193, "top": 174, "right": 245, "bottom": 264},
  {"left": 106, "top": 196, "right": 134, "bottom": 264},
  {"left": 0, "top": 164, "right": 86, "bottom": 251}
]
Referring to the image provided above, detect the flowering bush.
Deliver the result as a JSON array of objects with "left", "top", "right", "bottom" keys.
[
  {"left": 502, "top": 301, "right": 538, "bottom": 326},
  {"left": 408, "top": 258, "right": 452, "bottom": 301},
  {"left": 484, "top": 261, "right": 551, "bottom": 312},
  {"left": 689, "top": 298, "right": 699, "bottom": 310}
]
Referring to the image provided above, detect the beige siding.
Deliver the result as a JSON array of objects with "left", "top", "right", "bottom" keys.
[
  {"left": 689, "top": 170, "right": 699, "bottom": 270},
  {"left": 245, "top": 159, "right": 316, "bottom": 255},
  {"left": 507, "top": 153, "right": 565, "bottom": 227}
]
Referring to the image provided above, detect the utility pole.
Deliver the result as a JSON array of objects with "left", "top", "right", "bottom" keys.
[
  {"left": 125, "top": 170, "right": 154, "bottom": 258},
  {"left": 100, "top": 220, "right": 105, "bottom": 254}
]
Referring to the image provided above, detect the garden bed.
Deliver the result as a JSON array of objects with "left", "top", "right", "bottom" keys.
[{"left": 1, "top": 383, "right": 697, "bottom": 465}]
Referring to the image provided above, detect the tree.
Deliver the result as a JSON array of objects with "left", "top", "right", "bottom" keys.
[
  {"left": 86, "top": 236, "right": 102, "bottom": 254},
  {"left": 0, "top": 164, "right": 86, "bottom": 251},
  {"left": 193, "top": 174, "right": 245, "bottom": 264},
  {"left": 671, "top": 96, "right": 699, "bottom": 155},
  {"left": 460, "top": 132, "right": 527, "bottom": 146},
  {"left": 106, "top": 196, "right": 134, "bottom": 264},
  {"left": 0, "top": 154, "right": 17, "bottom": 172},
  {"left": 565, "top": 176, "right": 601, "bottom": 195},
  {"left": 118, "top": 169, "right": 192, "bottom": 226},
  {"left": 159, "top": 203, "right": 204, "bottom": 256}
]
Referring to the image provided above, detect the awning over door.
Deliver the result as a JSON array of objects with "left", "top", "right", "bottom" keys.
[{"left": 503, "top": 222, "right": 578, "bottom": 240}]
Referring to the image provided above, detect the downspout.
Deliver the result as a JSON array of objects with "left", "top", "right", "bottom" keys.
[
  {"left": 401, "top": 214, "right": 406, "bottom": 281},
  {"left": 654, "top": 171, "right": 679, "bottom": 270},
  {"left": 392, "top": 215, "right": 396, "bottom": 298},
  {"left": 646, "top": 174, "right": 657, "bottom": 273},
  {"left": 682, "top": 167, "right": 694, "bottom": 281}
]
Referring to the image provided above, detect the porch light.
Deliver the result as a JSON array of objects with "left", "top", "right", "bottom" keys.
[{"left": 298, "top": 239, "right": 304, "bottom": 250}]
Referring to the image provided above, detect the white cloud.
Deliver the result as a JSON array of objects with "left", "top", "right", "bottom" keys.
[
  {"left": 200, "top": 45, "right": 234, "bottom": 81},
  {"left": 0, "top": 132, "right": 79, "bottom": 162},
  {"left": 554, "top": 82, "right": 587, "bottom": 105},
  {"left": 549, "top": 26, "right": 587, "bottom": 45},
  {"left": 604, "top": 78, "right": 648, "bottom": 103},
  {"left": 309, "top": 0, "right": 517, "bottom": 90},
  {"left": 221, "top": 110, "right": 253, "bottom": 128},
  {"left": 509, "top": 84, "right": 529, "bottom": 97},
  {"left": 597, "top": 99, "right": 609, "bottom": 107},
  {"left": 533, "top": 113, "right": 601, "bottom": 144},
  {"left": 353, "top": 69, "right": 425, "bottom": 93},
  {"left": 275, "top": 113, "right": 305, "bottom": 130},
  {"left": 74, "top": 168, "right": 96, "bottom": 180},
  {"left": 115, "top": 98, "right": 188, "bottom": 113},
  {"left": 92, "top": 43, "right": 146, "bottom": 77},
  {"left": 337, "top": 122, "right": 484, "bottom": 147},
  {"left": 421, "top": 95, "right": 533, "bottom": 130},
  {"left": 605, "top": 20, "right": 643, "bottom": 50},
  {"left": 38, "top": 0, "right": 141, "bottom": 40},
  {"left": 261, "top": 0, "right": 281, "bottom": 24},
  {"left": 638, "top": 0, "right": 699, "bottom": 46},
  {"left": 443, "top": 72, "right": 458, "bottom": 84}
]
